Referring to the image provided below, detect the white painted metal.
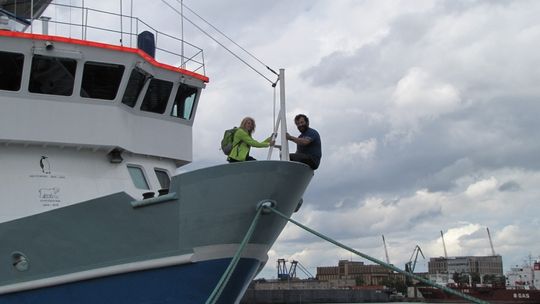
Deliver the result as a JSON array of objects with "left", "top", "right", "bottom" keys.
[
  {"left": 267, "top": 69, "right": 289, "bottom": 160},
  {"left": 0, "top": 32, "right": 206, "bottom": 223},
  {"left": 0, "top": 144, "right": 177, "bottom": 223},
  {"left": 266, "top": 115, "right": 281, "bottom": 160},
  {"left": 278, "top": 69, "right": 289, "bottom": 161},
  {"left": 30, "top": 0, "right": 34, "bottom": 34},
  {"left": 0, "top": 35, "right": 204, "bottom": 165}
]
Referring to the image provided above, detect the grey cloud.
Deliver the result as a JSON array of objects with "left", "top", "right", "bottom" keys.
[
  {"left": 300, "top": 46, "right": 398, "bottom": 89},
  {"left": 299, "top": 6, "right": 440, "bottom": 90},
  {"left": 410, "top": 207, "right": 443, "bottom": 224},
  {"left": 498, "top": 181, "right": 521, "bottom": 192},
  {"left": 381, "top": 198, "right": 400, "bottom": 207},
  {"left": 420, "top": 158, "right": 476, "bottom": 192},
  {"left": 438, "top": 0, "right": 514, "bottom": 13}
]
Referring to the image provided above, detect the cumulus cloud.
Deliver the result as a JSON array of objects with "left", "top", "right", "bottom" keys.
[
  {"left": 465, "top": 177, "right": 498, "bottom": 198},
  {"left": 328, "top": 138, "right": 378, "bottom": 166},
  {"left": 390, "top": 67, "right": 462, "bottom": 132}
]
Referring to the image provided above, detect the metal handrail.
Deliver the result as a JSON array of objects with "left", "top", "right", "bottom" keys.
[{"left": 30, "top": 2, "right": 205, "bottom": 75}]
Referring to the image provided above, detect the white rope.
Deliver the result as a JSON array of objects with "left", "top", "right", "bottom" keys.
[
  {"left": 273, "top": 85, "right": 276, "bottom": 133},
  {"left": 267, "top": 85, "right": 280, "bottom": 160}
]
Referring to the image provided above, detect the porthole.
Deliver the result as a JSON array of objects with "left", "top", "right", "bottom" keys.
[{"left": 12, "top": 252, "right": 29, "bottom": 272}]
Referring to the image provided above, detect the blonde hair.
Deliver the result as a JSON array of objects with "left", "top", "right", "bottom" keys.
[{"left": 239, "top": 117, "right": 256, "bottom": 135}]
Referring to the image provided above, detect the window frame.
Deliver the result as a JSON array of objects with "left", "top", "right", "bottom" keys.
[
  {"left": 154, "top": 168, "right": 171, "bottom": 190},
  {"left": 127, "top": 164, "right": 151, "bottom": 190},
  {"left": 122, "top": 68, "right": 149, "bottom": 107},
  {"left": 0, "top": 50, "right": 25, "bottom": 92},
  {"left": 140, "top": 78, "right": 173, "bottom": 114},
  {"left": 171, "top": 83, "right": 199, "bottom": 120},
  {"left": 28, "top": 55, "right": 77, "bottom": 96},
  {"left": 80, "top": 61, "right": 125, "bottom": 100}
]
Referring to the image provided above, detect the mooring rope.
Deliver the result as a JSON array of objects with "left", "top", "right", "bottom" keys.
[
  {"left": 265, "top": 206, "right": 490, "bottom": 304},
  {"left": 205, "top": 202, "right": 269, "bottom": 304}
]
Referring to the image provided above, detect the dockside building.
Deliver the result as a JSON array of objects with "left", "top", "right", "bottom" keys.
[
  {"left": 316, "top": 260, "right": 405, "bottom": 286},
  {"left": 428, "top": 255, "right": 503, "bottom": 276}
]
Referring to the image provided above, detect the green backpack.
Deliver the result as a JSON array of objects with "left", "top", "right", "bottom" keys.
[{"left": 221, "top": 127, "right": 239, "bottom": 155}]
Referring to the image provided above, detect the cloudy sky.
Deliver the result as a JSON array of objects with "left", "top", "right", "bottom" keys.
[{"left": 58, "top": 0, "right": 540, "bottom": 278}]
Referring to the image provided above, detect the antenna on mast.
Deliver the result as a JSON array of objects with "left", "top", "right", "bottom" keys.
[
  {"left": 440, "top": 230, "right": 448, "bottom": 259},
  {"left": 486, "top": 227, "right": 496, "bottom": 256}
]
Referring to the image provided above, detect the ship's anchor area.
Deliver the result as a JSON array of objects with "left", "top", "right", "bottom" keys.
[{"left": 206, "top": 201, "right": 490, "bottom": 304}]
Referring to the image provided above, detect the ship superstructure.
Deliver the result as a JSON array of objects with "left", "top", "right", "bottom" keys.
[{"left": 0, "top": 1, "right": 208, "bottom": 222}]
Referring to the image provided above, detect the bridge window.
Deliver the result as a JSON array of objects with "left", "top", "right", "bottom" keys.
[
  {"left": 81, "top": 61, "right": 125, "bottom": 100},
  {"left": 122, "top": 68, "right": 147, "bottom": 107},
  {"left": 140, "top": 79, "right": 172, "bottom": 114},
  {"left": 0, "top": 51, "right": 24, "bottom": 91},
  {"left": 127, "top": 165, "right": 150, "bottom": 190},
  {"left": 171, "top": 84, "right": 198, "bottom": 120},
  {"left": 29, "top": 55, "right": 77, "bottom": 96},
  {"left": 154, "top": 169, "right": 170, "bottom": 189}
]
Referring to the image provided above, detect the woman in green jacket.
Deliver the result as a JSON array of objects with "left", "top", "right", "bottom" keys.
[{"left": 228, "top": 117, "right": 274, "bottom": 162}]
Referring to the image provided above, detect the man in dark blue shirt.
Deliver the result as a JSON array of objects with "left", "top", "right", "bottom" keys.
[{"left": 286, "top": 114, "right": 322, "bottom": 170}]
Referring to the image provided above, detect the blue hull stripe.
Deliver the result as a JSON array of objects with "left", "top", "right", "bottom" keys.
[{"left": 1, "top": 258, "right": 260, "bottom": 304}]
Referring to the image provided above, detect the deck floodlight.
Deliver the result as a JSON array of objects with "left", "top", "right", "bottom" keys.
[
  {"left": 108, "top": 148, "right": 123, "bottom": 164},
  {"left": 45, "top": 41, "right": 54, "bottom": 50}
]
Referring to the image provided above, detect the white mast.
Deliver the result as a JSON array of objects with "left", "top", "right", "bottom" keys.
[
  {"left": 267, "top": 69, "right": 289, "bottom": 161},
  {"left": 279, "top": 69, "right": 289, "bottom": 161}
]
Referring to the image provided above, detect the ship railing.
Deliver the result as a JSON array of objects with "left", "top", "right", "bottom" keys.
[{"left": 25, "top": 2, "right": 205, "bottom": 75}]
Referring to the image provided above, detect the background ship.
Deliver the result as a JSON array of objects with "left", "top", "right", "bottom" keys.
[
  {"left": 0, "top": 1, "right": 311, "bottom": 303},
  {"left": 418, "top": 285, "right": 540, "bottom": 304}
]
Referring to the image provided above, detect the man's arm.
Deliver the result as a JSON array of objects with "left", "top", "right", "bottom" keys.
[{"left": 286, "top": 133, "right": 312, "bottom": 146}]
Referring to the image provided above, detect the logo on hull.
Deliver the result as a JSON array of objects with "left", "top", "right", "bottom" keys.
[{"left": 40, "top": 156, "right": 51, "bottom": 174}]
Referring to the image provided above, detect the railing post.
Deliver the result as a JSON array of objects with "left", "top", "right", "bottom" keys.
[
  {"left": 39, "top": 16, "right": 51, "bottom": 35},
  {"left": 30, "top": 0, "right": 34, "bottom": 34},
  {"left": 84, "top": 8, "right": 88, "bottom": 40},
  {"left": 119, "top": 0, "right": 123, "bottom": 46},
  {"left": 81, "top": 0, "right": 84, "bottom": 38}
]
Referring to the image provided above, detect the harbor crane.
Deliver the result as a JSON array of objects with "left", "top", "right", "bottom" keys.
[
  {"left": 405, "top": 245, "right": 425, "bottom": 286},
  {"left": 277, "top": 258, "right": 291, "bottom": 280},
  {"left": 486, "top": 227, "right": 496, "bottom": 256},
  {"left": 405, "top": 245, "right": 425, "bottom": 274},
  {"left": 382, "top": 235, "right": 391, "bottom": 264},
  {"left": 440, "top": 230, "right": 448, "bottom": 259},
  {"left": 277, "top": 259, "right": 314, "bottom": 280}
]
